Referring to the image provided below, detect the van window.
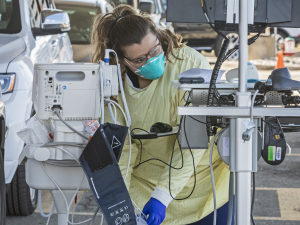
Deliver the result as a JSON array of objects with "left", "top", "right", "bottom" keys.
[
  {"left": 0, "top": 0, "right": 22, "bottom": 34},
  {"left": 55, "top": 4, "right": 98, "bottom": 44},
  {"left": 108, "top": 0, "right": 137, "bottom": 8}
]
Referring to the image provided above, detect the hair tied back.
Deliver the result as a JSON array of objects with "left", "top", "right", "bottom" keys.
[{"left": 116, "top": 16, "right": 124, "bottom": 23}]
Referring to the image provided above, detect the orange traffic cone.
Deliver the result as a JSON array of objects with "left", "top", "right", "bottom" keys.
[{"left": 275, "top": 51, "right": 285, "bottom": 69}]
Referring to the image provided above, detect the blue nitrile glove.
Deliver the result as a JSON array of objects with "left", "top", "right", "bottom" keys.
[{"left": 142, "top": 198, "right": 166, "bottom": 225}]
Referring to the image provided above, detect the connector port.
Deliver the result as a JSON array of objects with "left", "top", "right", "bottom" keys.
[{"left": 51, "top": 105, "right": 62, "bottom": 111}]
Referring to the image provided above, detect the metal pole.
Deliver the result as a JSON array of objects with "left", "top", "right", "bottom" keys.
[
  {"left": 274, "top": 27, "right": 278, "bottom": 56},
  {"left": 238, "top": 0, "right": 248, "bottom": 93},
  {"left": 235, "top": 0, "right": 252, "bottom": 225}
]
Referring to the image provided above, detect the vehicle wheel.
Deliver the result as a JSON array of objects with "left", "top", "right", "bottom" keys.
[
  {"left": 214, "top": 32, "right": 239, "bottom": 60},
  {"left": 271, "top": 29, "right": 288, "bottom": 51},
  {"left": 0, "top": 153, "right": 5, "bottom": 224},
  {"left": 6, "top": 165, "right": 38, "bottom": 216}
]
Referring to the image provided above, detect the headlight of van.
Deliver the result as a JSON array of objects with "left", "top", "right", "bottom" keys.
[{"left": 0, "top": 73, "right": 16, "bottom": 94}]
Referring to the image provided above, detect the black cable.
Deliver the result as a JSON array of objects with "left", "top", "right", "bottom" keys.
[
  {"left": 183, "top": 91, "right": 192, "bottom": 106},
  {"left": 251, "top": 172, "right": 256, "bottom": 225},
  {"left": 133, "top": 125, "right": 184, "bottom": 170},
  {"left": 223, "top": 23, "right": 269, "bottom": 62},
  {"left": 254, "top": 94, "right": 265, "bottom": 106},
  {"left": 202, "top": 0, "right": 228, "bottom": 40},
  {"left": 134, "top": 139, "right": 143, "bottom": 169},
  {"left": 206, "top": 38, "right": 230, "bottom": 139},
  {"left": 261, "top": 119, "right": 276, "bottom": 129},
  {"left": 189, "top": 116, "right": 206, "bottom": 124},
  {"left": 182, "top": 91, "right": 188, "bottom": 103},
  {"left": 131, "top": 128, "right": 150, "bottom": 134},
  {"left": 168, "top": 116, "right": 197, "bottom": 200}
]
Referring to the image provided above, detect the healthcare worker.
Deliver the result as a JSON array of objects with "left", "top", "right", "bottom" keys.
[{"left": 91, "top": 4, "right": 231, "bottom": 225}]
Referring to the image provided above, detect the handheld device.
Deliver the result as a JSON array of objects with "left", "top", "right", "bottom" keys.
[{"left": 179, "top": 77, "right": 205, "bottom": 84}]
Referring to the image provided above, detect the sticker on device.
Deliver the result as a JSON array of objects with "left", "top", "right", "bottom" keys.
[
  {"left": 268, "top": 146, "right": 276, "bottom": 161},
  {"left": 276, "top": 147, "right": 282, "bottom": 160}
]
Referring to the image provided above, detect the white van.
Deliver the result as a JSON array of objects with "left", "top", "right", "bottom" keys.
[{"left": 0, "top": 0, "right": 72, "bottom": 216}]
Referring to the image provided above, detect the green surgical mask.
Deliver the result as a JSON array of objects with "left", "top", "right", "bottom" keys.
[{"left": 127, "top": 53, "right": 165, "bottom": 80}]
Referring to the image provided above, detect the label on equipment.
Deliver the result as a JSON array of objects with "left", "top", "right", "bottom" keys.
[
  {"left": 276, "top": 147, "right": 282, "bottom": 160},
  {"left": 268, "top": 146, "right": 276, "bottom": 161},
  {"left": 223, "top": 137, "right": 230, "bottom": 156},
  {"left": 285, "top": 41, "right": 295, "bottom": 54}
]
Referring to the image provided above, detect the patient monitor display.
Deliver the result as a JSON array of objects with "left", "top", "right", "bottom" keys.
[{"left": 167, "top": 0, "right": 300, "bottom": 29}]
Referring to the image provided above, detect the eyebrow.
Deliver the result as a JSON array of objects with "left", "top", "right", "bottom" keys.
[{"left": 131, "top": 39, "right": 159, "bottom": 61}]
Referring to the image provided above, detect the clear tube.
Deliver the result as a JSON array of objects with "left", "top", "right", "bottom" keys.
[
  {"left": 251, "top": 90, "right": 259, "bottom": 121},
  {"left": 106, "top": 99, "right": 131, "bottom": 180},
  {"left": 100, "top": 64, "right": 105, "bottom": 124},
  {"left": 38, "top": 190, "right": 55, "bottom": 218},
  {"left": 107, "top": 98, "right": 117, "bottom": 124},
  {"left": 104, "top": 49, "right": 131, "bottom": 126},
  {"left": 41, "top": 146, "right": 92, "bottom": 225}
]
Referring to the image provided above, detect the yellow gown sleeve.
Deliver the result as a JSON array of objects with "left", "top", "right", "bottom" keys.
[{"left": 156, "top": 48, "right": 211, "bottom": 199}]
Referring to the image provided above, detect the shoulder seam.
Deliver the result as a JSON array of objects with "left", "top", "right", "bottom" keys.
[{"left": 176, "top": 49, "right": 202, "bottom": 68}]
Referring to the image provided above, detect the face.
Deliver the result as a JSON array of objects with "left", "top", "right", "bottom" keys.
[{"left": 123, "top": 31, "right": 162, "bottom": 76}]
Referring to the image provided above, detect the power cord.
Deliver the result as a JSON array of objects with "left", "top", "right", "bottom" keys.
[
  {"left": 210, "top": 129, "right": 226, "bottom": 225},
  {"left": 133, "top": 133, "right": 183, "bottom": 170},
  {"left": 201, "top": 0, "right": 228, "bottom": 40},
  {"left": 53, "top": 111, "right": 89, "bottom": 141},
  {"left": 41, "top": 146, "right": 91, "bottom": 225},
  {"left": 189, "top": 116, "right": 206, "bottom": 124},
  {"left": 131, "top": 93, "right": 198, "bottom": 200},
  {"left": 261, "top": 119, "right": 276, "bottom": 129},
  {"left": 251, "top": 172, "right": 256, "bottom": 225},
  {"left": 226, "top": 172, "right": 234, "bottom": 225},
  {"left": 168, "top": 116, "right": 197, "bottom": 200},
  {"left": 132, "top": 128, "right": 184, "bottom": 170},
  {"left": 223, "top": 23, "right": 269, "bottom": 63}
]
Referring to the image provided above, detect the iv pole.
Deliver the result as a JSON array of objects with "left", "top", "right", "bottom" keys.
[
  {"left": 235, "top": 0, "right": 252, "bottom": 224},
  {"left": 176, "top": 0, "right": 300, "bottom": 224}
]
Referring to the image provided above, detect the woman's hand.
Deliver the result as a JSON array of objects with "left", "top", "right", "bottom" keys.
[{"left": 142, "top": 198, "right": 166, "bottom": 225}]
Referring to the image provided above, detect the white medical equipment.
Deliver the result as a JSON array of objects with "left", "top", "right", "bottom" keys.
[
  {"left": 225, "top": 63, "right": 259, "bottom": 83},
  {"left": 26, "top": 59, "right": 130, "bottom": 225},
  {"left": 32, "top": 63, "right": 119, "bottom": 120}
]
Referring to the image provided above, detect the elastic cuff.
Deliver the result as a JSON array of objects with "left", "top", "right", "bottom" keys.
[{"left": 150, "top": 186, "right": 173, "bottom": 207}]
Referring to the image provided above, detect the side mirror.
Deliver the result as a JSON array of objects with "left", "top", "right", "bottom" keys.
[
  {"left": 41, "top": 9, "right": 70, "bottom": 31},
  {"left": 139, "top": 1, "right": 154, "bottom": 14},
  {"left": 32, "top": 9, "right": 70, "bottom": 37}
]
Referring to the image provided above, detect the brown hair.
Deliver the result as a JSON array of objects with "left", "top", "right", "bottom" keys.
[{"left": 91, "top": 4, "right": 185, "bottom": 64}]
